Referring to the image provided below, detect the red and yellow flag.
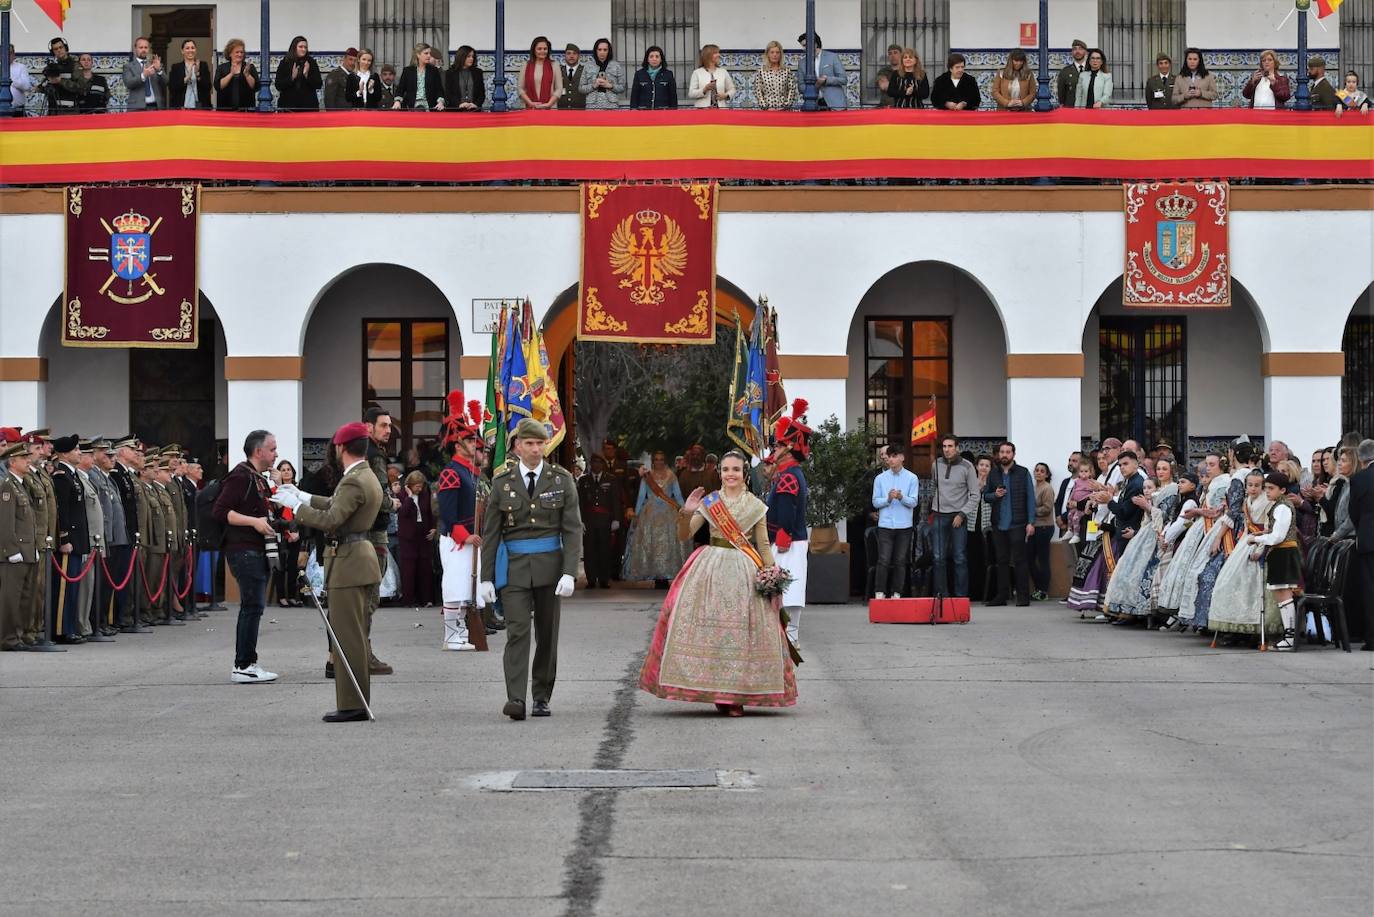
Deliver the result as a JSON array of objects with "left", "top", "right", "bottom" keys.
[
  {"left": 35, "top": 0, "right": 72, "bottom": 30},
  {"left": 910, "top": 401, "right": 938, "bottom": 446},
  {"left": 1315, "top": 0, "right": 1344, "bottom": 20}
]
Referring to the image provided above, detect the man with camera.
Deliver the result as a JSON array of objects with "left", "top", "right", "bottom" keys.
[
  {"left": 41, "top": 38, "right": 82, "bottom": 114},
  {"left": 213, "top": 430, "right": 281, "bottom": 684}
]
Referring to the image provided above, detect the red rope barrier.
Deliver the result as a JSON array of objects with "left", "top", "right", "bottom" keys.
[
  {"left": 174, "top": 546, "right": 196, "bottom": 601},
  {"left": 50, "top": 549, "right": 98, "bottom": 583},
  {"left": 139, "top": 553, "right": 171, "bottom": 604},
  {"left": 100, "top": 545, "right": 140, "bottom": 590}
]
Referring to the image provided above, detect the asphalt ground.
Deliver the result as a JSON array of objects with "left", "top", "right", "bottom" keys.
[{"left": 2, "top": 592, "right": 1371, "bottom": 917}]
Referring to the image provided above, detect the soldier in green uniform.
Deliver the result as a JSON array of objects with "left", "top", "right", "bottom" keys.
[
  {"left": 1, "top": 442, "right": 40, "bottom": 651},
  {"left": 362, "top": 407, "right": 397, "bottom": 675},
  {"left": 141, "top": 456, "right": 172, "bottom": 625},
  {"left": 479, "top": 418, "right": 583, "bottom": 720},
  {"left": 21, "top": 431, "right": 57, "bottom": 645},
  {"left": 155, "top": 457, "right": 189, "bottom": 622},
  {"left": 272, "top": 422, "right": 384, "bottom": 723}
]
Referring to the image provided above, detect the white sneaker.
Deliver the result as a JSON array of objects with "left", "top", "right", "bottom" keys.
[
  {"left": 447, "top": 642, "right": 476, "bottom": 652},
  {"left": 231, "top": 663, "right": 279, "bottom": 684},
  {"left": 874, "top": 592, "right": 886, "bottom": 600}
]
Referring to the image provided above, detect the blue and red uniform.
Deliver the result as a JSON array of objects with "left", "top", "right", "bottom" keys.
[
  {"left": 766, "top": 456, "right": 809, "bottom": 551},
  {"left": 437, "top": 455, "right": 478, "bottom": 544}
]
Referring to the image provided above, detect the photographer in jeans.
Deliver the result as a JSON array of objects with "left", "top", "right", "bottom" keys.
[{"left": 213, "top": 430, "right": 281, "bottom": 684}]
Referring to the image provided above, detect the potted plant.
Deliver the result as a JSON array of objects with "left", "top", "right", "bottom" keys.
[{"left": 801, "top": 415, "right": 874, "bottom": 603}]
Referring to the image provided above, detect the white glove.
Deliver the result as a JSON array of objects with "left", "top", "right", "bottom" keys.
[
  {"left": 555, "top": 574, "right": 575, "bottom": 598},
  {"left": 269, "top": 488, "right": 303, "bottom": 511},
  {"left": 478, "top": 581, "right": 497, "bottom": 605},
  {"left": 281, "top": 483, "right": 316, "bottom": 502},
  {"left": 7, "top": 553, "right": 22, "bottom": 563},
  {"left": 610, "top": 521, "right": 620, "bottom": 532}
]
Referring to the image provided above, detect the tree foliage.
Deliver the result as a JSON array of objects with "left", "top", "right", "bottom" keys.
[{"left": 805, "top": 415, "right": 876, "bottom": 527}]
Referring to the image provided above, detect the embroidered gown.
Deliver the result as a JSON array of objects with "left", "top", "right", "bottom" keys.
[
  {"left": 1103, "top": 484, "right": 1177, "bottom": 618},
  {"left": 639, "top": 490, "right": 797, "bottom": 708},
  {"left": 1208, "top": 493, "right": 1281, "bottom": 636},
  {"left": 1158, "top": 474, "right": 1231, "bottom": 612},
  {"left": 1185, "top": 475, "right": 1247, "bottom": 628},
  {"left": 621, "top": 471, "right": 689, "bottom": 581}
]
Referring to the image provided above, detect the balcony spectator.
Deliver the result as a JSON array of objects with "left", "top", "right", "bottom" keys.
[
  {"left": 630, "top": 45, "right": 677, "bottom": 109},
  {"left": 214, "top": 38, "right": 259, "bottom": 111},
  {"left": 169, "top": 39, "right": 212, "bottom": 110},
  {"left": 1145, "top": 53, "right": 1175, "bottom": 109},
  {"left": 579, "top": 38, "right": 625, "bottom": 110},
  {"left": 931, "top": 53, "right": 980, "bottom": 111},
  {"left": 1056, "top": 38, "right": 1088, "bottom": 107},
  {"left": 123, "top": 37, "right": 167, "bottom": 111},
  {"left": 444, "top": 45, "right": 485, "bottom": 112},
  {"left": 379, "top": 64, "right": 397, "bottom": 108},
  {"left": 797, "top": 32, "right": 846, "bottom": 109},
  {"left": 394, "top": 42, "right": 446, "bottom": 111},
  {"left": 1242, "top": 49, "right": 1290, "bottom": 110},
  {"left": 886, "top": 48, "right": 928, "bottom": 109},
  {"left": 348, "top": 48, "right": 385, "bottom": 109},
  {"left": 1337, "top": 70, "right": 1370, "bottom": 115},
  {"left": 876, "top": 43, "right": 902, "bottom": 107},
  {"left": 689, "top": 44, "right": 736, "bottom": 108},
  {"left": 1307, "top": 56, "right": 1339, "bottom": 110},
  {"left": 518, "top": 35, "right": 561, "bottom": 110},
  {"left": 323, "top": 47, "right": 358, "bottom": 111},
  {"left": 76, "top": 53, "right": 109, "bottom": 113},
  {"left": 43, "top": 37, "right": 81, "bottom": 114},
  {"left": 7, "top": 44, "right": 33, "bottom": 115},
  {"left": 275, "top": 36, "right": 321, "bottom": 111},
  {"left": 557, "top": 43, "right": 586, "bottom": 109},
  {"left": 1074, "top": 48, "right": 1112, "bottom": 109},
  {"left": 992, "top": 49, "right": 1033, "bottom": 111},
  {"left": 1172, "top": 48, "right": 1216, "bottom": 108},
  {"left": 754, "top": 40, "right": 797, "bottom": 110}
]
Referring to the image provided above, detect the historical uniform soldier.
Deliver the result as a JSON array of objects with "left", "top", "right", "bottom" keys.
[
  {"left": 1, "top": 442, "right": 40, "bottom": 651},
  {"left": 767, "top": 400, "right": 812, "bottom": 651},
  {"left": 479, "top": 418, "right": 583, "bottom": 720},
  {"left": 577, "top": 454, "right": 622, "bottom": 588},
  {"left": 22, "top": 431, "right": 57, "bottom": 644},
  {"left": 109, "top": 437, "right": 144, "bottom": 630},
  {"left": 272, "top": 422, "right": 384, "bottom": 723},
  {"left": 88, "top": 439, "right": 126, "bottom": 634},
  {"left": 75, "top": 441, "right": 112, "bottom": 641},
  {"left": 436, "top": 393, "right": 486, "bottom": 652},
  {"left": 49, "top": 435, "right": 91, "bottom": 643}
]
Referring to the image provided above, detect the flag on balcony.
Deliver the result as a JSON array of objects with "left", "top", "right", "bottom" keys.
[
  {"left": 35, "top": 0, "right": 72, "bottom": 30},
  {"left": 1315, "top": 0, "right": 1344, "bottom": 19},
  {"left": 910, "top": 399, "right": 938, "bottom": 446}
]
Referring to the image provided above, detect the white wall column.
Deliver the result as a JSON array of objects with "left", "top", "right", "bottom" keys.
[
  {"left": 1263, "top": 357, "right": 1344, "bottom": 459},
  {"left": 1007, "top": 368, "right": 1082, "bottom": 471},
  {"left": 226, "top": 379, "right": 303, "bottom": 469},
  {"left": 0, "top": 380, "right": 45, "bottom": 431}
]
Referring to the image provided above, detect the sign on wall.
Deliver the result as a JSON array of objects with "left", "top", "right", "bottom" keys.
[
  {"left": 472, "top": 298, "right": 520, "bottom": 334},
  {"left": 1123, "top": 181, "right": 1231, "bottom": 309},
  {"left": 577, "top": 182, "right": 718, "bottom": 345},
  {"left": 63, "top": 184, "right": 200, "bottom": 347}
]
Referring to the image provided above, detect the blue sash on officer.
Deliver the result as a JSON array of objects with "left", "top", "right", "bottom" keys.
[{"left": 495, "top": 535, "right": 562, "bottom": 590}]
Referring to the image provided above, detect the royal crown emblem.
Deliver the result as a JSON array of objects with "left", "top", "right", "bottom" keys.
[
  {"left": 609, "top": 208, "right": 687, "bottom": 306},
  {"left": 1153, "top": 191, "right": 1198, "bottom": 221},
  {"left": 111, "top": 210, "right": 153, "bottom": 235}
]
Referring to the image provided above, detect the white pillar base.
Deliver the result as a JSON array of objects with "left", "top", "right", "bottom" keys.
[
  {"left": 1264, "top": 375, "right": 1342, "bottom": 459},
  {"left": 227, "top": 379, "right": 303, "bottom": 467},
  {"left": 1007, "top": 377, "right": 1081, "bottom": 470}
]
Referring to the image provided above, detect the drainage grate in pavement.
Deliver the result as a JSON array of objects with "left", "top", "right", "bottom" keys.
[{"left": 511, "top": 768, "right": 720, "bottom": 789}]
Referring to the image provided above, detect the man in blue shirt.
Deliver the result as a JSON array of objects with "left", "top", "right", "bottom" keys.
[
  {"left": 871, "top": 445, "right": 919, "bottom": 598},
  {"left": 983, "top": 441, "right": 1037, "bottom": 607}
]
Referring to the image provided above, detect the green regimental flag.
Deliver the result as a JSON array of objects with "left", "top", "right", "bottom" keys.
[
  {"left": 483, "top": 309, "right": 506, "bottom": 468},
  {"left": 725, "top": 310, "right": 763, "bottom": 456}
]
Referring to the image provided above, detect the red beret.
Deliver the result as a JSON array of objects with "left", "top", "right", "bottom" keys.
[
  {"left": 332, "top": 421, "right": 370, "bottom": 445},
  {"left": 0, "top": 427, "right": 22, "bottom": 443}
]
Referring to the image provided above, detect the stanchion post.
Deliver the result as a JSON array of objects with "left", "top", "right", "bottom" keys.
[
  {"left": 128, "top": 533, "right": 147, "bottom": 633},
  {"left": 31, "top": 535, "right": 65, "bottom": 652},
  {"left": 87, "top": 533, "right": 114, "bottom": 642}
]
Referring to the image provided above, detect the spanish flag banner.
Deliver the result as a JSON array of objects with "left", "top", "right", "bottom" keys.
[
  {"left": 35, "top": 0, "right": 72, "bottom": 30},
  {"left": 911, "top": 402, "right": 938, "bottom": 446},
  {"left": 1315, "top": 0, "right": 1344, "bottom": 19}
]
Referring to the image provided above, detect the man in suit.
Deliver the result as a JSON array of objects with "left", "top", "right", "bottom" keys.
[
  {"left": 1145, "top": 53, "right": 1176, "bottom": 109},
  {"left": 578, "top": 454, "right": 622, "bottom": 588},
  {"left": 479, "top": 418, "right": 583, "bottom": 720},
  {"left": 323, "top": 47, "right": 358, "bottom": 110},
  {"left": 272, "top": 422, "right": 385, "bottom": 722},
  {"left": 1057, "top": 39, "right": 1088, "bottom": 107},
  {"left": 122, "top": 36, "right": 167, "bottom": 111},
  {"left": 1, "top": 442, "right": 40, "bottom": 652},
  {"left": 557, "top": 44, "right": 587, "bottom": 109},
  {"left": 1346, "top": 439, "right": 1374, "bottom": 651},
  {"left": 798, "top": 32, "right": 847, "bottom": 109},
  {"left": 48, "top": 435, "right": 90, "bottom": 643},
  {"left": 108, "top": 437, "right": 144, "bottom": 630}
]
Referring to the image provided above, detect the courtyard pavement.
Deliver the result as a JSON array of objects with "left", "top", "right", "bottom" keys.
[{"left": 2, "top": 592, "right": 1371, "bottom": 917}]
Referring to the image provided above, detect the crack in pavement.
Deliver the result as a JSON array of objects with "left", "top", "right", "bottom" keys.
[{"left": 596, "top": 844, "right": 1371, "bottom": 863}]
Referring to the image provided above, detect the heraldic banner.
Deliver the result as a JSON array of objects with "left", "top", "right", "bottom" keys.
[
  {"left": 63, "top": 184, "right": 200, "bottom": 348},
  {"left": 578, "top": 182, "right": 717, "bottom": 344},
  {"left": 1123, "top": 181, "right": 1230, "bottom": 309}
]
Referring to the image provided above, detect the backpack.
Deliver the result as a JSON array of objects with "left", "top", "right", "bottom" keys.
[{"left": 195, "top": 479, "right": 225, "bottom": 550}]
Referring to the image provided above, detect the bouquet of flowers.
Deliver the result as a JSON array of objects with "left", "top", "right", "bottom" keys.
[{"left": 754, "top": 565, "right": 794, "bottom": 598}]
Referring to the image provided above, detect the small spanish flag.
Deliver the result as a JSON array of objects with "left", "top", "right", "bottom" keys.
[
  {"left": 1315, "top": 0, "right": 1344, "bottom": 19},
  {"left": 35, "top": 0, "right": 72, "bottom": 31},
  {"left": 910, "top": 402, "right": 938, "bottom": 446}
]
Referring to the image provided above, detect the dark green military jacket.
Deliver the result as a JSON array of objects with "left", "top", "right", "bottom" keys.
[
  {"left": 0, "top": 471, "right": 38, "bottom": 563},
  {"left": 480, "top": 461, "right": 582, "bottom": 588}
]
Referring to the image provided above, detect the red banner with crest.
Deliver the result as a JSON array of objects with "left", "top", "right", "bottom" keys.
[
  {"left": 1123, "top": 181, "right": 1230, "bottom": 309},
  {"left": 578, "top": 182, "right": 717, "bottom": 344},
  {"left": 63, "top": 184, "right": 199, "bottom": 348}
]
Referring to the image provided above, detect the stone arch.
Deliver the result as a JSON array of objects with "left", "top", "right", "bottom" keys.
[{"left": 1341, "top": 282, "right": 1374, "bottom": 439}]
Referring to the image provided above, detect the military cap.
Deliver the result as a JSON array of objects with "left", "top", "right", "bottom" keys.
[
  {"left": 163, "top": 443, "right": 182, "bottom": 455},
  {"left": 79, "top": 439, "right": 96, "bottom": 453},
  {"left": 512, "top": 417, "right": 549, "bottom": 441},
  {"left": 332, "top": 421, "right": 370, "bottom": 444},
  {"left": 28, "top": 428, "right": 50, "bottom": 438},
  {"left": 112, "top": 435, "right": 140, "bottom": 450},
  {"left": 0, "top": 427, "right": 22, "bottom": 443},
  {"left": 51, "top": 434, "right": 80, "bottom": 453},
  {"left": 91, "top": 438, "right": 112, "bottom": 451},
  {"left": 1, "top": 442, "right": 31, "bottom": 459},
  {"left": 1308, "top": 55, "right": 1326, "bottom": 68}
]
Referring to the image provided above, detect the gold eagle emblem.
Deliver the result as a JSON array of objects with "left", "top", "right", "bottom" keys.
[{"left": 609, "top": 209, "right": 688, "bottom": 305}]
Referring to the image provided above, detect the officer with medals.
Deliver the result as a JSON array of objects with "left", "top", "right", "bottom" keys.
[
  {"left": 766, "top": 399, "right": 812, "bottom": 652},
  {"left": 108, "top": 436, "right": 145, "bottom": 631},
  {"left": 436, "top": 392, "right": 485, "bottom": 652},
  {"left": 154, "top": 455, "right": 190, "bottom": 622},
  {"left": 140, "top": 452, "right": 171, "bottom": 626},
  {"left": 479, "top": 418, "right": 583, "bottom": 720},
  {"left": 271, "top": 422, "right": 384, "bottom": 723},
  {"left": 1, "top": 441, "right": 40, "bottom": 651},
  {"left": 21, "top": 430, "right": 57, "bottom": 645},
  {"left": 49, "top": 435, "right": 91, "bottom": 643},
  {"left": 577, "top": 454, "right": 623, "bottom": 589}
]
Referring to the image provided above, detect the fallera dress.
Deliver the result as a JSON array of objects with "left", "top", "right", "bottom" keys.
[
  {"left": 1103, "top": 484, "right": 1178, "bottom": 618},
  {"left": 639, "top": 490, "right": 797, "bottom": 709},
  {"left": 1160, "top": 473, "right": 1229, "bottom": 616},
  {"left": 1207, "top": 493, "right": 1282, "bottom": 636},
  {"left": 621, "top": 471, "right": 689, "bottom": 582}
]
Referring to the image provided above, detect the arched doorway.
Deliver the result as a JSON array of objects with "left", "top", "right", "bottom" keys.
[
  {"left": 846, "top": 261, "right": 1009, "bottom": 472},
  {"left": 302, "top": 264, "right": 461, "bottom": 468},
  {"left": 1342, "top": 283, "right": 1374, "bottom": 439},
  {"left": 1081, "top": 276, "right": 1267, "bottom": 463},
  {"left": 40, "top": 292, "right": 227, "bottom": 466},
  {"left": 539, "top": 277, "right": 758, "bottom": 461}
]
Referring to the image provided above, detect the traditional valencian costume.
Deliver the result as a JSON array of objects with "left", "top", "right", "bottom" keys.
[
  {"left": 621, "top": 466, "right": 688, "bottom": 582},
  {"left": 1103, "top": 481, "right": 1177, "bottom": 619},
  {"left": 436, "top": 392, "right": 487, "bottom": 652},
  {"left": 1205, "top": 476, "right": 1279, "bottom": 638},
  {"left": 767, "top": 400, "right": 812, "bottom": 647}
]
